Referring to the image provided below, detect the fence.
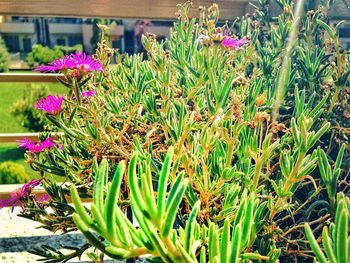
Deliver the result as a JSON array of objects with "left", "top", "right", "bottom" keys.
[
  {"left": 0, "top": 73, "right": 64, "bottom": 200},
  {"left": 0, "top": 0, "right": 248, "bottom": 199},
  {"left": 0, "top": 0, "right": 250, "bottom": 20}
]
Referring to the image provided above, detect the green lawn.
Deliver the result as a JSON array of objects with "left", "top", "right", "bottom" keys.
[
  {"left": 0, "top": 143, "right": 37, "bottom": 179},
  {"left": 0, "top": 82, "right": 66, "bottom": 133},
  {"left": 0, "top": 82, "right": 66, "bottom": 181}
]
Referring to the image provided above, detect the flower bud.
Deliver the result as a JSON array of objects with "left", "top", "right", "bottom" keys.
[{"left": 141, "top": 34, "right": 151, "bottom": 51}]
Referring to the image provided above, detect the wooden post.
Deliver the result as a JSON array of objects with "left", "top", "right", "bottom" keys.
[
  {"left": 0, "top": 0, "right": 248, "bottom": 20},
  {"left": 0, "top": 73, "right": 63, "bottom": 83}
]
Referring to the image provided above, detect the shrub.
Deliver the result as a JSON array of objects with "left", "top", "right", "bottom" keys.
[
  {"left": 1, "top": 1, "right": 349, "bottom": 262},
  {"left": 27, "top": 44, "right": 82, "bottom": 67},
  {"left": 0, "top": 35, "right": 10, "bottom": 72},
  {"left": 11, "top": 86, "right": 51, "bottom": 132},
  {"left": 54, "top": 45, "right": 83, "bottom": 55},
  {"left": 0, "top": 162, "right": 29, "bottom": 184}
]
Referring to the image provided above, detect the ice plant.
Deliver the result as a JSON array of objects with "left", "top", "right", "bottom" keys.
[
  {"left": 0, "top": 179, "right": 41, "bottom": 212},
  {"left": 34, "top": 58, "right": 70, "bottom": 73},
  {"left": 12, "top": 2, "right": 350, "bottom": 262},
  {"left": 81, "top": 90, "right": 96, "bottom": 98},
  {"left": 35, "top": 95, "right": 63, "bottom": 115},
  {"left": 17, "top": 137, "right": 61, "bottom": 153},
  {"left": 69, "top": 52, "right": 103, "bottom": 72},
  {"left": 36, "top": 194, "right": 51, "bottom": 207},
  {"left": 35, "top": 52, "right": 103, "bottom": 73},
  {"left": 72, "top": 90, "right": 96, "bottom": 101},
  {"left": 196, "top": 34, "right": 210, "bottom": 45},
  {"left": 221, "top": 36, "right": 249, "bottom": 49}
]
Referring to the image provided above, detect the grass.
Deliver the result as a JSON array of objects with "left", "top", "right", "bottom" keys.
[
  {"left": 0, "top": 82, "right": 66, "bottom": 133},
  {"left": 0, "top": 143, "right": 37, "bottom": 179},
  {"left": 0, "top": 82, "right": 66, "bottom": 181}
]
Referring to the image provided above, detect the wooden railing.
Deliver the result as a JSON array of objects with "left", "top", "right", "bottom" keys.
[
  {"left": 0, "top": 0, "right": 250, "bottom": 20},
  {"left": 0, "top": 73, "right": 64, "bottom": 200},
  {"left": 0, "top": 132, "right": 42, "bottom": 142},
  {"left": 0, "top": 184, "right": 47, "bottom": 200},
  {"left": 0, "top": 0, "right": 248, "bottom": 202},
  {"left": 0, "top": 73, "right": 63, "bottom": 83},
  {"left": 0, "top": 132, "right": 64, "bottom": 143},
  {"left": 0, "top": 73, "right": 63, "bottom": 144}
]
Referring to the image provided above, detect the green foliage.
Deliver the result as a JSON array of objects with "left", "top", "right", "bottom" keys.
[
  {"left": 0, "top": 35, "right": 10, "bottom": 72},
  {"left": 26, "top": 44, "right": 82, "bottom": 67},
  {"left": 11, "top": 86, "right": 51, "bottom": 132},
  {"left": 27, "top": 44, "right": 63, "bottom": 68},
  {"left": 71, "top": 148, "right": 279, "bottom": 262},
  {"left": 13, "top": 1, "right": 349, "bottom": 262},
  {"left": 317, "top": 144, "right": 346, "bottom": 214},
  {"left": 305, "top": 192, "right": 350, "bottom": 263},
  {"left": 0, "top": 82, "right": 65, "bottom": 133},
  {"left": 0, "top": 161, "right": 29, "bottom": 184}
]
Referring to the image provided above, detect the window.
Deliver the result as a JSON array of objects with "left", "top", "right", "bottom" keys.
[
  {"left": 157, "top": 35, "right": 166, "bottom": 42},
  {"left": 3, "top": 35, "right": 20, "bottom": 52},
  {"left": 68, "top": 35, "right": 82, "bottom": 46},
  {"left": 124, "top": 31, "right": 135, "bottom": 54},
  {"left": 112, "top": 36, "right": 122, "bottom": 50},
  {"left": 23, "top": 38, "right": 32, "bottom": 52},
  {"left": 56, "top": 38, "right": 66, "bottom": 46},
  {"left": 339, "top": 27, "right": 350, "bottom": 38}
]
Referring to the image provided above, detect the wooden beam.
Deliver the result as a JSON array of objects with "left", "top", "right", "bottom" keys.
[
  {"left": 0, "top": 0, "right": 249, "bottom": 20},
  {"left": 0, "top": 184, "right": 47, "bottom": 200},
  {"left": 0, "top": 133, "right": 41, "bottom": 142},
  {"left": 0, "top": 184, "right": 92, "bottom": 203},
  {"left": 0, "top": 132, "right": 63, "bottom": 143},
  {"left": 0, "top": 73, "right": 62, "bottom": 83}
]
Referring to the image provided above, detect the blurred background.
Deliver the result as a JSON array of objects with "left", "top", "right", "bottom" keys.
[{"left": 0, "top": 0, "right": 349, "bottom": 71}]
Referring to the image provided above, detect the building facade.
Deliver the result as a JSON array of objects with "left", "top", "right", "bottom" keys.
[
  {"left": 0, "top": 0, "right": 349, "bottom": 61},
  {"left": 0, "top": 16, "right": 172, "bottom": 57}
]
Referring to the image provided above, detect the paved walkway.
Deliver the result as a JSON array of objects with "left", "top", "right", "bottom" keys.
[{"left": 0, "top": 207, "right": 121, "bottom": 262}]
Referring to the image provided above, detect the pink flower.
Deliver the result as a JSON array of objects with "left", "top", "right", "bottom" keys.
[
  {"left": 36, "top": 194, "right": 51, "bottom": 206},
  {"left": 0, "top": 179, "right": 42, "bottom": 212},
  {"left": 35, "top": 95, "right": 63, "bottom": 115},
  {"left": 72, "top": 90, "right": 96, "bottom": 101},
  {"left": 81, "top": 90, "right": 96, "bottom": 98},
  {"left": 221, "top": 36, "right": 249, "bottom": 50},
  {"left": 35, "top": 52, "right": 103, "bottom": 73},
  {"left": 34, "top": 58, "right": 69, "bottom": 72},
  {"left": 69, "top": 52, "right": 103, "bottom": 72},
  {"left": 17, "top": 137, "right": 61, "bottom": 153}
]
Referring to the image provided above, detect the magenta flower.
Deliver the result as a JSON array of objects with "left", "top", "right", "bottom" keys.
[
  {"left": 35, "top": 52, "right": 103, "bottom": 73},
  {"left": 72, "top": 90, "right": 96, "bottom": 101},
  {"left": 81, "top": 90, "right": 97, "bottom": 98},
  {"left": 35, "top": 95, "right": 63, "bottom": 115},
  {"left": 69, "top": 52, "right": 103, "bottom": 72},
  {"left": 0, "top": 179, "right": 42, "bottom": 212},
  {"left": 36, "top": 194, "right": 51, "bottom": 206},
  {"left": 34, "top": 58, "right": 69, "bottom": 72},
  {"left": 17, "top": 137, "right": 61, "bottom": 153},
  {"left": 221, "top": 36, "right": 249, "bottom": 50}
]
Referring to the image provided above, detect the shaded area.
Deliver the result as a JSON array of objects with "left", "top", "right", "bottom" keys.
[
  {"left": 0, "top": 233, "right": 126, "bottom": 262},
  {"left": 0, "top": 147, "right": 26, "bottom": 162},
  {"left": 0, "top": 233, "right": 85, "bottom": 253},
  {"left": 0, "top": 143, "right": 38, "bottom": 180}
]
